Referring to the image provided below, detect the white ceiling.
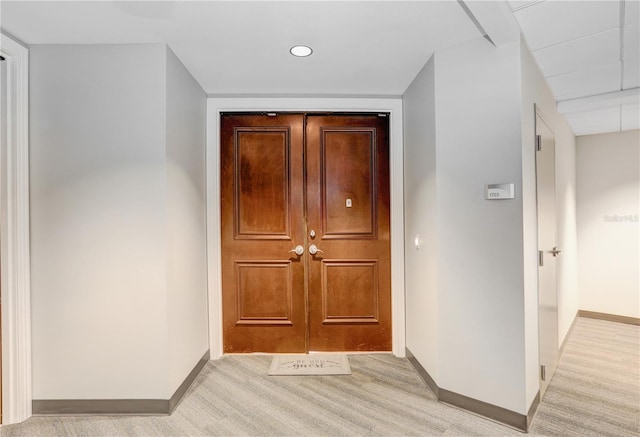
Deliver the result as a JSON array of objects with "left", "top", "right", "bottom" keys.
[
  {"left": 0, "top": 1, "right": 481, "bottom": 96},
  {"left": 2, "top": 1, "right": 638, "bottom": 136},
  {"left": 510, "top": 0, "right": 640, "bottom": 136}
]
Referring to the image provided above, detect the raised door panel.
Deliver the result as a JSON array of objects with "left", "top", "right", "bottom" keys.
[
  {"left": 321, "top": 129, "right": 377, "bottom": 238},
  {"left": 321, "top": 260, "right": 379, "bottom": 324},
  {"left": 235, "top": 261, "right": 294, "bottom": 325},
  {"left": 235, "top": 129, "right": 290, "bottom": 239}
]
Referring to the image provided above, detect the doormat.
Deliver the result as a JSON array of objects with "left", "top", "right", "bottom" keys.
[{"left": 268, "top": 354, "right": 351, "bottom": 376}]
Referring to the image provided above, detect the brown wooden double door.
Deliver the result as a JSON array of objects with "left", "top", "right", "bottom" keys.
[{"left": 221, "top": 113, "right": 391, "bottom": 353}]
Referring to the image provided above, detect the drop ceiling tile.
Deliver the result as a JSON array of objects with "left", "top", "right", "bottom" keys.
[
  {"left": 621, "top": 102, "right": 640, "bottom": 130},
  {"left": 623, "top": 21, "right": 640, "bottom": 89},
  {"left": 547, "top": 62, "right": 621, "bottom": 101},
  {"left": 533, "top": 28, "right": 620, "bottom": 77},
  {"left": 514, "top": 1, "right": 620, "bottom": 50},
  {"left": 566, "top": 106, "right": 621, "bottom": 136},
  {"left": 626, "top": 0, "right": 640, "bottom": 24}
]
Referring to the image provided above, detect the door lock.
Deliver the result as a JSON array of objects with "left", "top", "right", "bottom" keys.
[{"left": 551, "top": 247, "right": 562, "bottom": 257}]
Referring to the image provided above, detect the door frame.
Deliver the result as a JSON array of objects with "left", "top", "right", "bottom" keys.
[
  {"left": 206, "top": 98, "right": 405, "bottom": 359},
  {"left": 0, "top": 33, "right": 32, "bottom": 425}
]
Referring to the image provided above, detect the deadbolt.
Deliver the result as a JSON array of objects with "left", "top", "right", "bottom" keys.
[{"left": 309, "top": 229, "right": 316, "bottom": 238}]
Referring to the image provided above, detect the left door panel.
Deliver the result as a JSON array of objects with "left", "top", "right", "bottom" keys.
[{"left": 220, "top": 114, "right": 306, "bottom": 353}]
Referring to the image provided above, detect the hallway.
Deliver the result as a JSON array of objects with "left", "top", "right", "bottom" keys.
[{"left": 2, "top": 317, "right": 638, "bottom": 436}]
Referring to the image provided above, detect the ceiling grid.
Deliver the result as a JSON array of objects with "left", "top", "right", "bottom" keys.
[{"left": 511, "top": 0, "right": 640, "bottom": 136}]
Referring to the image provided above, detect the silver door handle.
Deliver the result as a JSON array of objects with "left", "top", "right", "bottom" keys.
[
  {"left": 309, "top": 244, "right": 324, "bottom": 255},
  {"left": 551, "top": 247, "right": 562, "bottom": 257},
  {"left": 289, "top": 245, "right": 304, "bottom": 256}
]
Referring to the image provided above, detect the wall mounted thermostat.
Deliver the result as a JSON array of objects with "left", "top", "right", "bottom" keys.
[{"left": 486, "top": 183, "right": 515, "bottom": 200}]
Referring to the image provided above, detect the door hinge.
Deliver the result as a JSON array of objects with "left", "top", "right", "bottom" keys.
[
  {"left": 536, "top": 134, "right": 542, "bottom": 151},
  {"left": 540, "top": 364, "right": 546, "bottom": 381},
  {"left": 538, "top": 250, "right": 544, "bottom": 267}
]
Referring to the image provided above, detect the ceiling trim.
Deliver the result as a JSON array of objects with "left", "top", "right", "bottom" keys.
[{"left": 460, "top": 0, "right": 520, "bottom": 47}]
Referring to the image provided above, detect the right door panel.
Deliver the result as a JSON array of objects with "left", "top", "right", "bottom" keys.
[{"left": 306, "top": 115, "right": 392, "bottom": 352}]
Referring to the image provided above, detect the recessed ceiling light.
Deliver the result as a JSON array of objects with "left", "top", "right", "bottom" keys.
[{"left": 290, "top": 45, "right": 313, "bottom": 57}]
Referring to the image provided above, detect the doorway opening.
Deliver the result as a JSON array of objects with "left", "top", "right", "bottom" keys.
[{"left": 220, "top": 113, "right": 391, "bottom": 354}]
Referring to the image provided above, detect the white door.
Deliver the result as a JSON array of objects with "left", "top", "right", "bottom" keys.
[{"left": 536, "top": 112, "right": 559, "bottom": 397}]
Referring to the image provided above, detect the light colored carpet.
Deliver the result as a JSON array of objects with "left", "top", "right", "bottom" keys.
[
  {"left": 1, "top": 317, "right": 638, "bottom": 436},
  {"left": 268, "top": 354, "right": 351, "bottom": 375},
  {"left": 529, "top": 317, "right": 640, "bottom": 436}
]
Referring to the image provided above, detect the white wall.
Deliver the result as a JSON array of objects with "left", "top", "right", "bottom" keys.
[
  {"left": 520, "top": 37, "right": 578, "bottom": 408},
  {"left": 577, "top": 130, "right": 640, "bottom": 318},
  {"left": 30, "top": 44, "right": 169, "bottom": 399},
  {"left": 403, "top": 37, "right": 531, "bottom": 415},
  {"left": 165, "top": 47, "right": 209, "bottom": 393},
  {"left": 434, "top": 37, "right": 527, "bottom": 415},
  {"left": 403, "top": 35, "right": 579, "bottom": 417},
  {"left": 403, "top": 57, "right": 439, "bottom": 380},
  {"left": 30, "top": 44, "right": 207, "bottom": 400}
]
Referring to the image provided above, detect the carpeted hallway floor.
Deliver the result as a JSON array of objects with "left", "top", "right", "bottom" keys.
[{"left": 1, "top": 317, "right": 638, "bottom": 436}]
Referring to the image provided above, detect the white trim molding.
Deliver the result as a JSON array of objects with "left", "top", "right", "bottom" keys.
[
  {"left": 0, "top": 33, "right": 32, "bottom": 424},
  {"left": 206, "top": 97, "right": 406, "bottom": 359}
]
